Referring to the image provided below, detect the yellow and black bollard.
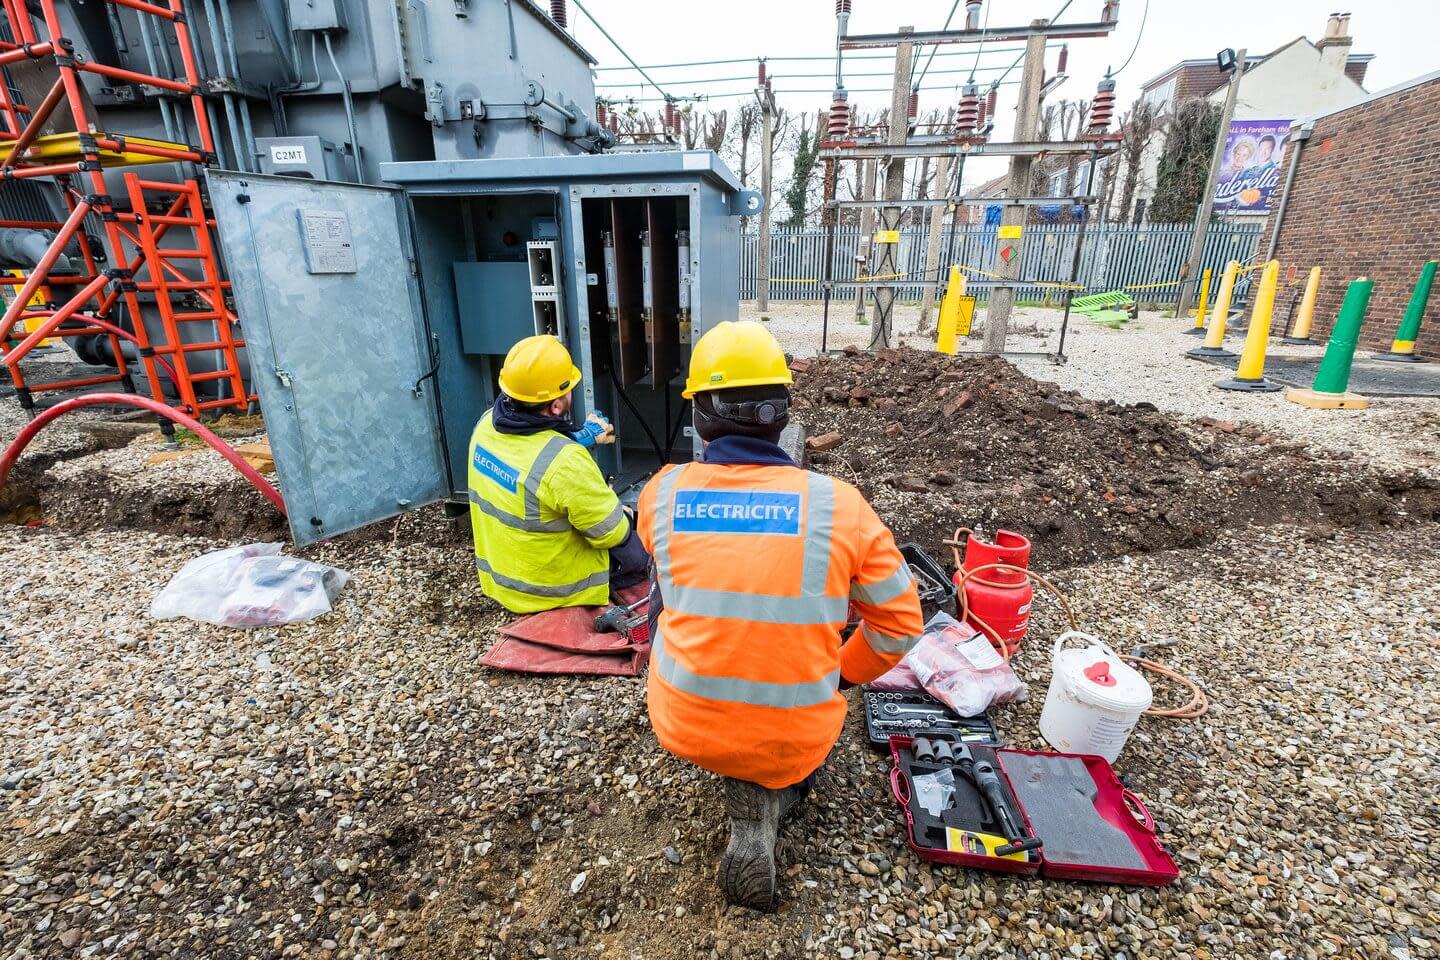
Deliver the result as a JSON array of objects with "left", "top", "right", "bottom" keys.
[
  {"left": 1185, "top": 267, "right": 1212, "bottom": 336},
  {"left": 1187, "top": 260, "right": 1239, "bottom": 359},
  {"left": 1216, "top": 260, "right": 1284, "bottom": 392},
  {"left": 1282, "top": 266, "right": 1322, "bottom": 345}
]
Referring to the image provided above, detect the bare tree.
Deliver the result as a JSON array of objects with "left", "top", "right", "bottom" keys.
[
  {"left": 703, "top": 109, "right": 728, "bottom": 153},
  {"left": 734, "top": 103, "right": 758, "bottom": 187},
  {"left": 1111, "top": 98, "right": 1165, "bottom": 223}
]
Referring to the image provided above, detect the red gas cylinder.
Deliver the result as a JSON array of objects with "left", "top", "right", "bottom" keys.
[{"left": 952, "top": 528, "right": 1034, "bottom": 656}]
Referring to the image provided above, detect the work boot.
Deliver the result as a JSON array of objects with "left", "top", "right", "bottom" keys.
[{"left": 718, "top": 778, "right": 782, "bottom": 911}]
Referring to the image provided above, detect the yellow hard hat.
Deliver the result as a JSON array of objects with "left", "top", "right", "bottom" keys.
[
  {"left": 683, "top": 320, "right": 793, "bottom": 399},
  {"left": 498, "top": 334, "right": 582, "bottom": 404}
]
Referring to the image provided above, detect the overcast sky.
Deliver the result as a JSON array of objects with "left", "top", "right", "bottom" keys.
[{"left": 569, "top": 0, "right": 1435, "bottom": 187}]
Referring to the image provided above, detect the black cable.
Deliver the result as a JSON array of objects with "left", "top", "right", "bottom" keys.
[
  {"left": 1110, "top": 0, "right": 1150, "bottom": 77},
  {"left": 606, "top": 361, "right": 665, "bottom": 465},
  {"left": 664, "top": 399, "right": 690, "bottom": 462}
]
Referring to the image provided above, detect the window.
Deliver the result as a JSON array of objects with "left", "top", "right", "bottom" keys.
[
  {"left": 1049, "top": 171, "right": 1068, "bottom": 197},
  {"left": 1133, "top": 198, "right": 1147, "bottom": 225},
  {"left": 1073, "top": 161, "right": 1091, "bottom": 193}
]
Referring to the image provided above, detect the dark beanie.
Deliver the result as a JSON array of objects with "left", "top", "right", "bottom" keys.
[{"left": 692, "top": 385, "right": 790, "bottom": 444}]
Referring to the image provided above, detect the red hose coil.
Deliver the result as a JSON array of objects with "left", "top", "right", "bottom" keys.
[{"left": 0, "top": 392, "right": 286, "bottom": 516}]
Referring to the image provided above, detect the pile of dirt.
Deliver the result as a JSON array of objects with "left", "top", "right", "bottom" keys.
[{"left": 790, "top": 347, "right": 1440, "bottom": 569}]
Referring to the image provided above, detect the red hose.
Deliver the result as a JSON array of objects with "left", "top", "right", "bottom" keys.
[
  {"left": 0, "top": 392, "right": 285, "bottom": 515},
  {"left": 20, "top": 312, "right": 183, "bottom": 387}
]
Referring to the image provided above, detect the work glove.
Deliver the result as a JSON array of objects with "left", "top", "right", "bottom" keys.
[{"left": 571, "top": 412, "right": 615, "bottom": 447}]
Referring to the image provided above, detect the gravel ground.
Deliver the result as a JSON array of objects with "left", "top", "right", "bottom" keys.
[
  {"left": 750, "top": 302, "right": 1440, "bottom": 471},
  {"left": 1, "top": 521, "right": 1436, "bottom": 959}
]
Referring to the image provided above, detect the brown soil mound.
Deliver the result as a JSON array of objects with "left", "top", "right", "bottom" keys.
[{"left": 791, "top": 347, "right": 1439, "bottom": 569}]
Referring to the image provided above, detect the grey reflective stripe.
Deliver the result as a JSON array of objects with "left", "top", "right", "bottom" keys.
[
  {"left": 579, "top": 501, "right": 627, "bottom": 541},
  {"left": 523, "top": 435, "right": 575, "bottom": 519},
  {"left": 651, "top": 629, "right": 840, "bottom": 709},
  {"left": 650, "top": 466, "right": 847, "bottom": 625},
  {"left": 474, "top": 556, "right": 608, "bottom": 598},
  {"left": 468, "top": 490, "right": 571, "bottom": 533},
  {"left": 861, "top": 622, "right": 921, "bottom": 655},
  {"left": 799, "top": 473, "right": 835, "bottom": 596},
  {"left": 849, "top": 564, "right": 913, "bottom": 606},
  {"left": 660, "top": 585, "right": 849, "bottom": 625}
]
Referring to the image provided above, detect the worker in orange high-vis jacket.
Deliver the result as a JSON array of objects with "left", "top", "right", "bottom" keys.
[{"left": 637, "top": 320, "right": 924, "bottom": 912}]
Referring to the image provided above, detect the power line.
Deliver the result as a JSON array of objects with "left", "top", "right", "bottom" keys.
[
  {"left": 589, "top": 46, "right": 1052, "bottom": 72},
  {"left": 913, "top": 0, "right": 962, "bottom": 90},
  {"left": 572, "top": 0, "right": 671, "bottom": 100},
  {"left": 603, "top": 80, "right": 1021, "bottom": 105},
  {"left": 1109, "top": 0, "right": 1150, "bottom": 76},
  {"left": 970, "top": 0, "right": 994, "bottom": 80},
  {"left": 596, "top": 63, "right": 1024, "bottom": 89}
]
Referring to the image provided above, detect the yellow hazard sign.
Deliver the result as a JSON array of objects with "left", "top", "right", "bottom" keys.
[
  {"left": 873, "top": 229, "right": 900, "bottom": 244},
  {"left": 997, "top": 224, "right": 1023, "bottom": 239}
]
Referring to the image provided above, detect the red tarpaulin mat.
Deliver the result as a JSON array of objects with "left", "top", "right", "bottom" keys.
[
  {"left": 479, "top": 635, "right": 650, "bottom": 677},
  {"left": 497, "top": 588, "right": 650, "bottom": 654}
]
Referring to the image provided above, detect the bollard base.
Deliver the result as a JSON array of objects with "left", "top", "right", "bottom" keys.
[
  {"left": 1216, "top": 375, "right": 1283, "bottom": 392},
  {"left": 1371, "top": 351, "right": 1427, "bottom": 363},
  {"left": 1183, "top": 326, "right": 1207, "bottom": 336},
  {"left": 1281, "top": 336, "right": 1316, "bottom": 346},
  {"left": 1284, "top": 387, "right": 1369, "bottom": 409},
  {"left": 1187, "top": 345, "right": 1238, "bottom": 359}
]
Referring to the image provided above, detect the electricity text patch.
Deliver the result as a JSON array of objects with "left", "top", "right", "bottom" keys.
[
  {"left": 672, "top": 489, "right": 802, "bottom": 535},
  {"left": 473, "top": 445, "right": 520, "bottom": 494}
]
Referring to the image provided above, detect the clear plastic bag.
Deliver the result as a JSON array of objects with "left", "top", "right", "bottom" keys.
[
  {"left": 877, "top": 611, "right": 1026, "bottom": 715},
  {"left": 150, "top": 543, "right": 350, "bottom": 628},
  {"left": 912, "top": 767, "right": 956, "bottom": 816}
]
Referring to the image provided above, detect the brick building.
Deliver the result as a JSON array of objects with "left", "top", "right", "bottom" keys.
[{"left": 1260, "top": 71, "right": 1440, "bottom": 353}]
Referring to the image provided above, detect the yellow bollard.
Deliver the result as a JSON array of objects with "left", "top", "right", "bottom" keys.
[
  {"left": 1283, "top": 266, "right": 1322, "bottom": 344},
  {"left": 1186, "top": 267, "right": 1212, "bottom": 336},
  {"left": 936, "top": 266, "right": 964, "bottom": 354},
  {"left": 1216, "top": 260, "right": 1283, "bottom": 392},
  {"left": 1186, "top": 260, "right": 1239, "bottom": 358}
]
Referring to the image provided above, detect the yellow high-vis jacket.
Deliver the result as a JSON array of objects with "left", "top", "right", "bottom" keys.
[{"left": 468, "top": 411, "right": 629, "bottom": 612}]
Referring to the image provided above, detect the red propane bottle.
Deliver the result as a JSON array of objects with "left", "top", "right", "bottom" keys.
[{"left": 952, "top": 528, "right": 1034, "bottom": 656}]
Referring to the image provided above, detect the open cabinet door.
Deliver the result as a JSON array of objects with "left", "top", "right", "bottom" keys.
[{"left": 207, "top": 171, "right": 449, "bottom": 546}]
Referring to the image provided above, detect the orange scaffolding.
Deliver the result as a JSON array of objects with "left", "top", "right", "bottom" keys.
[{"left": 0, "top": 0, "right": 251, "bottom": 415}]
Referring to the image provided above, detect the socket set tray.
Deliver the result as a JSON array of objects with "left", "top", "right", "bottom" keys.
[{"left": 862, "top": 689, "right": 1001, "bottom": 749}]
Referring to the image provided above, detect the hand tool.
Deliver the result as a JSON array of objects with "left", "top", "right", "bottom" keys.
[
  {"left": 971, "top": 757, "right": 1041, "bottom": 854},
  {"left": 881, "top": 702, "right": 954, "bottom": 718},
  {"left": 593, "top": 595, "right": 647, "bottom": 633},
  {"left": 912, "top": 737, "right": 936, "bottom": 763}
]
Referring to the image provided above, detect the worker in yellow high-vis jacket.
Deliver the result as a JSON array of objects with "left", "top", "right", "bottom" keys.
[{"left": 468, "top": 335, "right": 649, "bottom": 612}]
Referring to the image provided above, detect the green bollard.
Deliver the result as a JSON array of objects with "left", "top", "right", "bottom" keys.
[
  {"left": 1374, "top": 260, "right": 1436, "bottom": 363},
  {"left": 1285, "top": 278, "right": 1374, "bottom": 409}
]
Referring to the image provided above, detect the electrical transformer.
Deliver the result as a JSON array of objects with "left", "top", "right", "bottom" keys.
[{"left": 207, "top": 152, "right": 760, "bottom": 546}]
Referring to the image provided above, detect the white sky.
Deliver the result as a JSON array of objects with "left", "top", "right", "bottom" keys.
[{"left": 569, "top": 0, "right": 1436, "bottom": 187}]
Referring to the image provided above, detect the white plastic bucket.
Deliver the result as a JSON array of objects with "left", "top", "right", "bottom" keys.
[{"left": 1039, "top": 631, "right": 1153, "bottom": 763}]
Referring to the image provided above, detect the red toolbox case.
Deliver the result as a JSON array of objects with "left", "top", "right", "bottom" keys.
[{"left": 888, "top": 736, "right": 1179, "bottom": 886}]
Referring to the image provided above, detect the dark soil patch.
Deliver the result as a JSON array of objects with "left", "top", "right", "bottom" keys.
[{"left": 791, "top": 347, "right": 1440, "bottom": 569}]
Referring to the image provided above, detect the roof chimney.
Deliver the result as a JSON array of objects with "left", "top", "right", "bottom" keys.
[{"left": 1317, "top": 12, "right": 1353, "bottom": 75}]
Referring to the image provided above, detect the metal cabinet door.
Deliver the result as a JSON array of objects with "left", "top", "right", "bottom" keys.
[{"left": 207, "top": 170, "right": 449, "bottom": 546}]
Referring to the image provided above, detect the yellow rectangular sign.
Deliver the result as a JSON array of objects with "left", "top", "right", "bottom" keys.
[
  {"left": 997, "top": 225, "right": 1023, "bottom": 239},
  {"left": 955, "top": 295, "right": 976, "bottom": 337},
  {"left": 874, "top": 229, "right": 900, "bottom": 244}
]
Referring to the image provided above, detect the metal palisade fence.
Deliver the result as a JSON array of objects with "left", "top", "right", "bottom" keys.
[{"left": 740, "top": 221, "right": 1265, "bottom": 304}]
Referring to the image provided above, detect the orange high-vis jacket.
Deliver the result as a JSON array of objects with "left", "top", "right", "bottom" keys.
[{"left": 637, "top": 460, "right": 924, "bottom": 789}]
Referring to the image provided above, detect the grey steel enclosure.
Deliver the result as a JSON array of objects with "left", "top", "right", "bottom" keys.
[{"left": 206, "top": 170, "right": 449, "bottom": 546}]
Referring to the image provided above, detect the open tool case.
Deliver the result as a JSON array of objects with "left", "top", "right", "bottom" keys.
[
  {"left": 862, "top": 690, "right": 1001, "bottom": 749},
  {"left": 888, "top": 736, "right": 1180, "bottom": 886}
]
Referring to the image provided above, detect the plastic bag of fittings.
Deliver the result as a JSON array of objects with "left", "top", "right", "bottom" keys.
[
  {"left": 900, "top": 612, "right": 1026, "bottom": 716},
  {"left": 150, "top": 543, "right": 349, "bottom": 628}
]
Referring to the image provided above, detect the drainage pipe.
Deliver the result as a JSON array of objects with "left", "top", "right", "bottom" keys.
[
  {"left": 1264, "top": 122, "right": 1311, "bottom": 263},
  {"left": 0, "top": 393, "right": 286, "bottom": 515},
  {"left": 322, "top": 31, "right": 363, "bottom": 182}
]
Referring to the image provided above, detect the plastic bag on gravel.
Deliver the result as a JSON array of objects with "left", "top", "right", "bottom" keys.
[
  {"left": 150, "top": 543, "right": 349, "bottom": 627},
  {"left": 872, "top": 611, "right": 1026, "bottom": 716}
]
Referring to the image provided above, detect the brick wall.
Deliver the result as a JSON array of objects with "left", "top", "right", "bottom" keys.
[{"left": 1259, "top": 75, "right": 1440, "bottom": 353}]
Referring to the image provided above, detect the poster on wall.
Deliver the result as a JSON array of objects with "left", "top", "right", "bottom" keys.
[{"left": 1214, "top": 119, "right": 1291, "bottom": 214}]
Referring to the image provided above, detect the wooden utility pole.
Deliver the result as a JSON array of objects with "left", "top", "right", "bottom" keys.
[
  {"left": 982, "top": 22, "right": 1048, "bottom": 353},
  {"left": 1176, "top": 48, "right": 1246, "bottom": 317},
  {"left": 870, "top": 26, "right": 913, "bottom": 344},
  {"left": 855, "top": 158, "right": 876, "bottom": 319},
  {"left": 918, "top": 154, "right": 951, "bottom": 332},
  {"left": 756, "top": 80, "right": 777, "bottom": 321}
]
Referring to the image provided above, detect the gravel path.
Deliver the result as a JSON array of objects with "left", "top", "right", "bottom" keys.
[
  {"left": 1, "top": 520, "right": 1435, "bottom": 959},
  {"left": 750, "top": 302, "right": 1440, "bottom": 471}
]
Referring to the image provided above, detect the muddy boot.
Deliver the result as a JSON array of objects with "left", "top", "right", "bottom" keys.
[{"left": 718, "top": 778, "right": 782, "bottom": 911}]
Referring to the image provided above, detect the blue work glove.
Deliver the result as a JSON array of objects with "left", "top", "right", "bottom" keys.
[{"left": 570, "top": 412, "right": 615, "bottom": 447}]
